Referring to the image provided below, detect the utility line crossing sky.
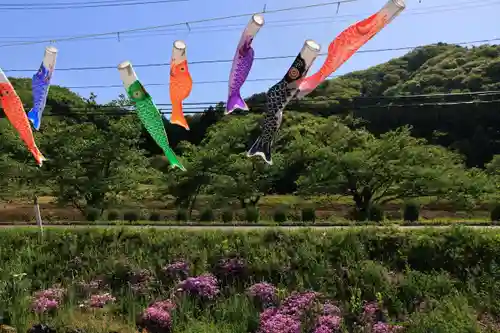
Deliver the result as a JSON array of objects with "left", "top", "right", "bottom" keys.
[{"left": 2, "top": 0, "right": 499, "bottom": 106}]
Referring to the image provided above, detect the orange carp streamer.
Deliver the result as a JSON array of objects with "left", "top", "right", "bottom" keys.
[
  {"left": 0, "top": 68, "right": 46, "bottom": 166},
  {"left": 297, "top": 0, "right": 405, "bottom": 99},
  {"left": 169, "top": 40, "right": 192, "bottom": 131}
]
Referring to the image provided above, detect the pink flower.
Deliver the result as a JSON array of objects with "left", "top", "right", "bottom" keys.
[
  {"left": 31, "top": 297, "right": 58, "bottom": 314},
  {"left": 177, "top": 273, "right": 220, "bottom": 300},
  {"left": 322, "top": 302, "right": 341, "bottom": 316},
  {"left": 248, "top": 282, "right": 278, "bottom": 306},
  {"left": 150, "top": 299, "right": 176, "bottom": 312},
  {"left": 259, "top": 313, "right": 301, "bottom": 333},
  {"left": 89, "top": 293, "right": 116, "bottom": 308},
  {"left": 33, "top": 287, "right": 65, "bottom": 302},
  {"left": 372, "top": 322, "right": 404, "bottom": 333},
  {"left": 317, "top": 315, "right": 341, "bottom": 330},
  {"left": 141, "top": 306, "right": 172, "bottom": 330},
  {"left": 314, "top": 325, "right": 333, "bottom": 333}
]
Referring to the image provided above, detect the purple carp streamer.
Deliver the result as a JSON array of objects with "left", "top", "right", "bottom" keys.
[{"left": 226, "top": 14, "right": 264, "bottom": 114}]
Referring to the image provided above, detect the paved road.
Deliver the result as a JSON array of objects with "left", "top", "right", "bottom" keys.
[{"left": 0, "top": 224, "right": 498, "bottom": 231}]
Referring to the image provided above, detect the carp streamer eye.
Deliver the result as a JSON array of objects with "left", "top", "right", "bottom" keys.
[
  {"left": 133, "top": 90, "right": 143, "bottom": 99},
  {"left": 288, "top": 67, "right": 300, "bottom": 80}
]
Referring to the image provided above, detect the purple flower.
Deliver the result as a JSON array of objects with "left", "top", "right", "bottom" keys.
[
  {"left": 163, "top": 261, "right": 189, "bottom": 279},
  {"left": 88, "top": 293, "right": 116, "bottom": 308},
  {"left": 142, "top": 306, "right": 172, "bottom": 331},
  {"left": 31, "top": 296, "right": 58, "bottom": 314},
  {"left": 219, "top": 258, "right": 246, "bottom": 273},
  {"left": 373, "top": 322, "right": 391, "bottom": 333},
  {"left": 260, "top": 308, "right": 278, "bottom": 322},
  {"left": 150, "top": 299, "right": 176, "bottom": 312},
  {"left": 33, "top": 287, "right": 65, "bottom": 302},
  {"left": 322, "top": 302, "right": 341, "bottom": 316},
  {"left": 279, "top": 291, "right": 319, "bottom": 319},
  {"left": 177, "top": 273, "right": 220, "bottom": 300},
  {"left": 363, "top": 302, "right": 379, "bottom": 317},
  {"left": 314, "top": 325, "right": 333, "bottom": 333},
  {"left": 317, "top": 315, "right": 341, "bottom": 330},
  {"left": 248, "top": 282, "right": 278, "bottom": 306},
  {"left": 372, "top": 322, "right": 404, "bottom": 333},
  {"left": 259, "top": 313, "right": 301, "bottom": 333}
]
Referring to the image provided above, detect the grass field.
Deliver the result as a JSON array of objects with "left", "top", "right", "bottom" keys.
[{"left": 1, "top": 227, "right": 500, "bottom": 332}]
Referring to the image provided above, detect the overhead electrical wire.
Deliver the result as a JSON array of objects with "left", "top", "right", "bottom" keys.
[
  {"left": 3, "top": 37, "right": 500, "bottom": 74},
  {"left": 0, "top": 0, "right": 359, "bottom": 48},
  {"left": 0, "top": 0, "right": 498, "bottom": 43},
  {"left": 9, "top": 98, "right": 499, "bottom": 117},
  {"left": 0, "top": 0, "right": 187, "bottom": 10},
  {"left": 2, "top": 91, "right": 498, "bottom": 118}
]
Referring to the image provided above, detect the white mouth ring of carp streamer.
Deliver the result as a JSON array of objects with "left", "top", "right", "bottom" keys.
[
  {"left": 117, "top": 61, "right": 138, "bottom": 90},
  {"left": 174, "top": 40, "right": 186, "bottom": 51},
  {"left": 172, "top": 40, "right": 187, "bottom": 62},
  {"left": 299, "top": 40, "right": 321, "bottom": 70},
  {"left": 305, "top": 40, "right": 321, "bottom": 52},
  {"left": 45, "top": 46, "right": 58, "bottom": 54},
  {"left": 252, "top": 14, "right": 264, "bottom": 26},
  {"left": 43, "top": 46, "right": 58, "bottom": 69},
  {"left": 0, "top": 67, "right": 9, "bottom": 83},
  {"left": 391, "top": 0, "right": 406, "bottom": 9},
  {"left": 245, "top": 14, "right": 264, "bottom": 36}
]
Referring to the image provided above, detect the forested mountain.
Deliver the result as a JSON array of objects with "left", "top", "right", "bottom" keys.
[{"left": 0, "top": 42, "right": 499, "bottom": 216}]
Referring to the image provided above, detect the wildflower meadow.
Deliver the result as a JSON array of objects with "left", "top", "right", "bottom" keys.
[{"left": 0, "top": 227, "right": 499, "bottom": 332}]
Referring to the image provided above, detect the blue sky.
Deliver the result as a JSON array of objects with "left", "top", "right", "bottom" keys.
[{"left": 1, "top": 0, "right": 499, "bottom": 109}]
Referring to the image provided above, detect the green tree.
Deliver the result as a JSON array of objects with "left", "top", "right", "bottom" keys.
[
  {"left": 297, "top": 123, "right": 491, "bottom": 218},
  {"left": 486, "top": 155, "right": 500, "bottom": 193},
  {"left": 39, "top": 117, "right": 155, "bottom": 213},
  {"left": 201, "top": 115, "right": 283, "bottom": 207},
  {"left": 162, "top": 142, "right": 219, "bottom": 218}
]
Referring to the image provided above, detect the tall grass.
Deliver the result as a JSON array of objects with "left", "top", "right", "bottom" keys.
[{"left": 0, "top": 227, "right": 499, "bottom": 331}]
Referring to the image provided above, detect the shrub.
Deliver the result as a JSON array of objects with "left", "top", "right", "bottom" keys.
[
  {"left": 149, "top": 212, "right": 161, "bottom": 222},
  {"left": 85, "top": 208, "right": 100, "bottom": 222},
  {"left": 273, "top": 207, "right": 287, "bottom": 223},
  {"left": 406, "top": 296, "right": 479, "bottom": 333},
  {"left": 368, "top": 204, "right": 384, "bottom": 222},
  {"left": 123, "top": 210, "right": 140, "bottom": 222},
  {"left": 491, "top": 204, "right": 500, "bottom": 222},
  {"left": 107, "top": 210, "right": 120, "bottom": 221},
  {"left": 221, "top": 209, "right": 233, "bottom": 223},
  {"left": 245, "top": 207, "right": 259, "bottom": 223},
  {"left": 199, "top": 208, "right": 215, "bottom": 222},
  {"left": 348, "top": 208, "right": 367, "bottom": 221},
  {"left": 301, "top": 207, "right": 316, "bottom": 223},
  {"left": 403, "top": 202, "right": 420, "bottom": 222},
  {"left": 176, "top": 209, "right": 188, "bottom": 222}
]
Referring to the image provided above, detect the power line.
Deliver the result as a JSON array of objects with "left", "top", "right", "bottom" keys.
[
  {"left": 3, "top": 90, "right": 498, "bottom": 118},
  {"left": 4, "top": 37, "right": 500, "bottom": 74},
  {"left": 2, "top": 0, "right": 171, "bottom": 4},
  {"left": 0, "top": 0, "right": 187, "bottom": 10},
  {"left": 1, "top": 0, "right": 498, "bottom": 43},
  {"left": 27, "top": 98, "right": 500, "bottom": 116},
  {"left": 0, "top": 0, "right": 358, "bottom": 48}
]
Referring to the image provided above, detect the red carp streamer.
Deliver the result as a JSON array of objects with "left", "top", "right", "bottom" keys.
[{"left": 297, "top": 0, "right": 406, "bottom": 99}]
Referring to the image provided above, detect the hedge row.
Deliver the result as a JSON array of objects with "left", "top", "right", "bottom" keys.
[{"left": 85, "top": 203, "right": 500, "bottom": 223}]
